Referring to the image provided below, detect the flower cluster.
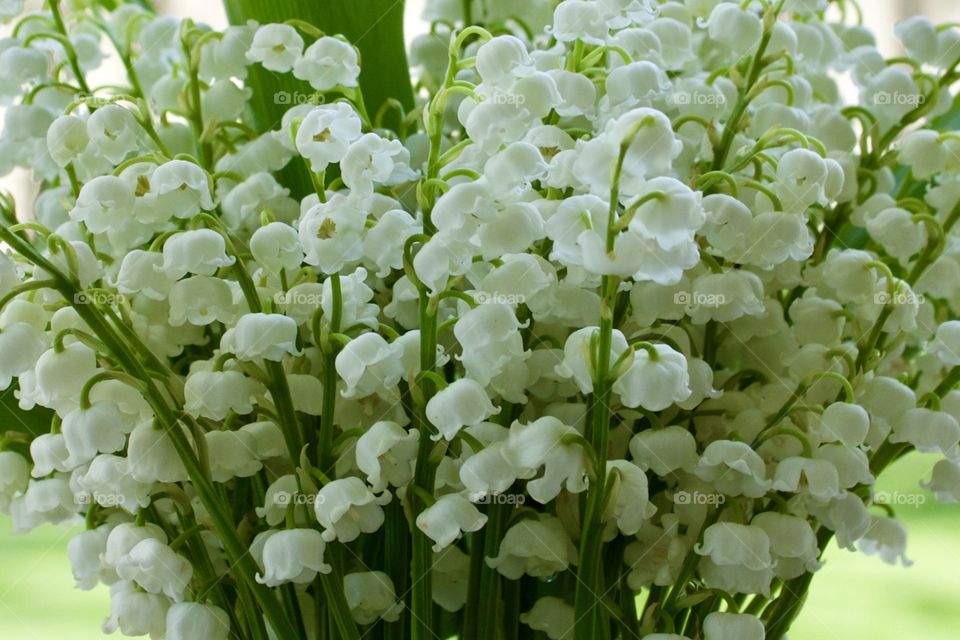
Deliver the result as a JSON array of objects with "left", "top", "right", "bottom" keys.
[{"left": 1, "top": 0, "right": 959, "bottom": 639}]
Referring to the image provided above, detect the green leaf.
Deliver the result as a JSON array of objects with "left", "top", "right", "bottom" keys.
[
  {"left": 224, "top": 0, "right": 415, "bottom": 198},
  {"left": 0, "top": 385, "right": 52, "bottom": 454}
]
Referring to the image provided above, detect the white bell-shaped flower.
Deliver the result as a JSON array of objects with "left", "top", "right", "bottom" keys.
[
  {"left": 475, "top": 35, "right": 532, "bottom": 87},
  {"left": 695, "top": 522, "right": 773, "bottom": 571},
  {"left": 627, "top": 177, "right": 706, "bottom": 250},
  {"left": 255, "top": 475, "right": 300, "bottom": 527},
  {"left": 460, "top": 440, "right": 517, "bottom": 499},
  {"left": 808, "top": 493, "right": 871, "bottom": 551},
  {"left": 103, "top": 523, "right": 168, "bottom": 569},
  {"left": 159, "top": 229, "right": 235, "bottom": 280},
  {"left": 116, "top": 250, "right": 175, "bottom": 301},
  {"left": 61, "top": 402, "right": 134, "bottom": 467},
  {"left": 315, "top": 477, "right": 391, "bottom": 542},
  {"left": 686, "top": 270, "right": 765, "bottom": 323},
  {"left": 168, "top": 276, "right": 238, "bottom": 326},
  {"left": 0, "top": 322, "right": 46, "bottom": 390},
  {"left": 247, "top": 24, "right": 303, "bottom": 72},
  {"left": 929, "top": 320, "right": 960, "bottom": 366},
  {"left": 752, "top": 511, "right": 820, "bottom": 580},
  {"left": 205, "top": 430, "right": 262, "bottom": 482},
  {"left": 430, "top": 545, "right": 470, "bottom": 612},
  {"left": 295, "top": 103, "right": 363, "bottom": 173},
  {"left": 486, "top": 515, "right": 576, "bottom": 579},
  {"left": 605, "top": 460, "right": 655, "bottom": 535},
  {"left": 556, "top": 327, "right": 629, "bottom": 394},
  {"left": 86, "top": 105, "right": 139, "bottom": 165},
  {"left": 9, "top": 476, "right": 77, "bottom": 532},
  {"left": 425, "top": 378, "right": 499, "bottom": 441},
  {"left": 68, "top": 526, "right": 111, "bottom": 590},
  {"left": 32, "top": 342, "right": 101, "bottom": 414},
  {"left": 574, "top": 108, "right": 681, "bottom": 197},
  {"left": 858, "top": 515, "right": 912, "bottom": 566},
  {"left": 363, "top": 209, "right": 421, "bottom": 277},
  {"left": 862, "top": 66, "right": 922, "bottom": 131},
  {"left": 222, "top": 173, "right": 297, "bottom": 232},
  {"left": 250, "top": 222, "right": 304, "bottom": 276},
  {"left": 520, "top": 597, "right": 575, "bottom": 640},
  {"left": 341, "top": 133, "right": 417, "bottom": 195},
  {"left": 239, "top": 420, "right": 286, "bottom": 460},
  {"left": 551, "top": 0, "right": 609, "bottom": 45},
  {"left": 46, "top": 114, "right": 89, "bottom": 167},
  {"left": 923, "top": 458, "right": 960, "bottom": 503},
  {"left": 898, "top": 129, "right": 947, "bottom": 179},
  {"left": 293, "top": 36, "right": 360, "bottom": 91},
  {"left": 0, "top": 450, "right": 29, "bottom": 513},
  {"left": 890, "top": 408, "right": 960, "bottom": 456},
  {"left": 865, "top": 207, "right": 926, "bottom": 266},
  {"left": 116, "top": 538, "right": 193, "bottom": 601},
  {"left": 705, "top": 3, "right": 763, "bottom": 59},
  {"left": 774, "top": 148, "right": 829, "bottom": 213},
  {"left": 29, "top": 433, "right": 71, "bottom": 477},
  {"left": 184, "top": 369, "right": 265, "bottom": 420},
  {"left": 256, "top": 528, "right": 331, "bottom": 586},
  {"left": 815, "top": 402, "right": 870, "bottom": 447},
  {"left": 71, "top": 175, "right": 134, "bottom": 234},
  {"left": 502, "top": 416, "right": 588, "bottom": 503},
  {"left": 484, "top": 142, "right": 548, "bottom": 191},
  {"left": 322, "top": 267, "right": 379, "bottom": 329},
  {"left": 344, "top": 571, "right": 404, "bottom": 624},
  {"left": 102, "top": 580, "right": 169, "bottom": 639},
  {"left": 165, "top": 603, "right": 230, "bottom": 640},
  {"left": 815, "top": 444, "right": 873, "bottom": 489},
  {"left": 703, "top": 612, "right": 765, "bottom": 640},
  {"left": 629, "top": 426, "right": 699, "bottom": 476},
  {"left": 355, "top": 421, "right": 419, "bottom": 491},
  {"left": 298, "top": 193, "right": 366, "bottom": 274},
  {"left": 613, "top": 343, "right": 692, "bottom": 411},
  {"left": 771, "top": 456, "right": 842, "bottom": 500},
  {"left": 411, "top": 234, "right": 473, "bottom": 294},
  {"left": 127, "top": 422, "right": 189, "bottom": 484},
  {"left": 79, "top": 454, "right": 153, "bottom": 514},
  {"left": 695, "top": 440, "right": 769, "bottom": 498},
  {"left": 336, "top": 333, "right": 404, "bottom": 399},
  {"left": 221, "top": 313, "right": 300, "bottom": 362},
  {"left": 894, "top": 16, "right": 939, "bottom": 65},
  {"left": 416, "top": 493, "right": 487, "bottom": 552},
  {"left": 146, "top": 160, "right": 215, "bottom": 222}
]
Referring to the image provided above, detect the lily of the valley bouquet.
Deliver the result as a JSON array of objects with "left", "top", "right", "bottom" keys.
[{"left": 1, "top": 0, "right": 959, "bottom": 638}]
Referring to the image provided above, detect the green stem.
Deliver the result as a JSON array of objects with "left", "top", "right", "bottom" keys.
[{"left": 410, "top": 295, "right": 440, "bottom": 640}]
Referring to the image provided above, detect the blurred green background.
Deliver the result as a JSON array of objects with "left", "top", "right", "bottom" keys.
[{"left": 0, "top": 452, "right": 956, "bottom": 639}]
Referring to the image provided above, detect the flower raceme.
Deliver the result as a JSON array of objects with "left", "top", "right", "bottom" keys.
[{"left": 1, "top": 1, "right": 960, "bottom": 640}]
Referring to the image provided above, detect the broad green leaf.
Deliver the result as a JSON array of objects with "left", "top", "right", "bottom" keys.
[{"left": 224, "top": 0, "right": 415, "bottom": 198}]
